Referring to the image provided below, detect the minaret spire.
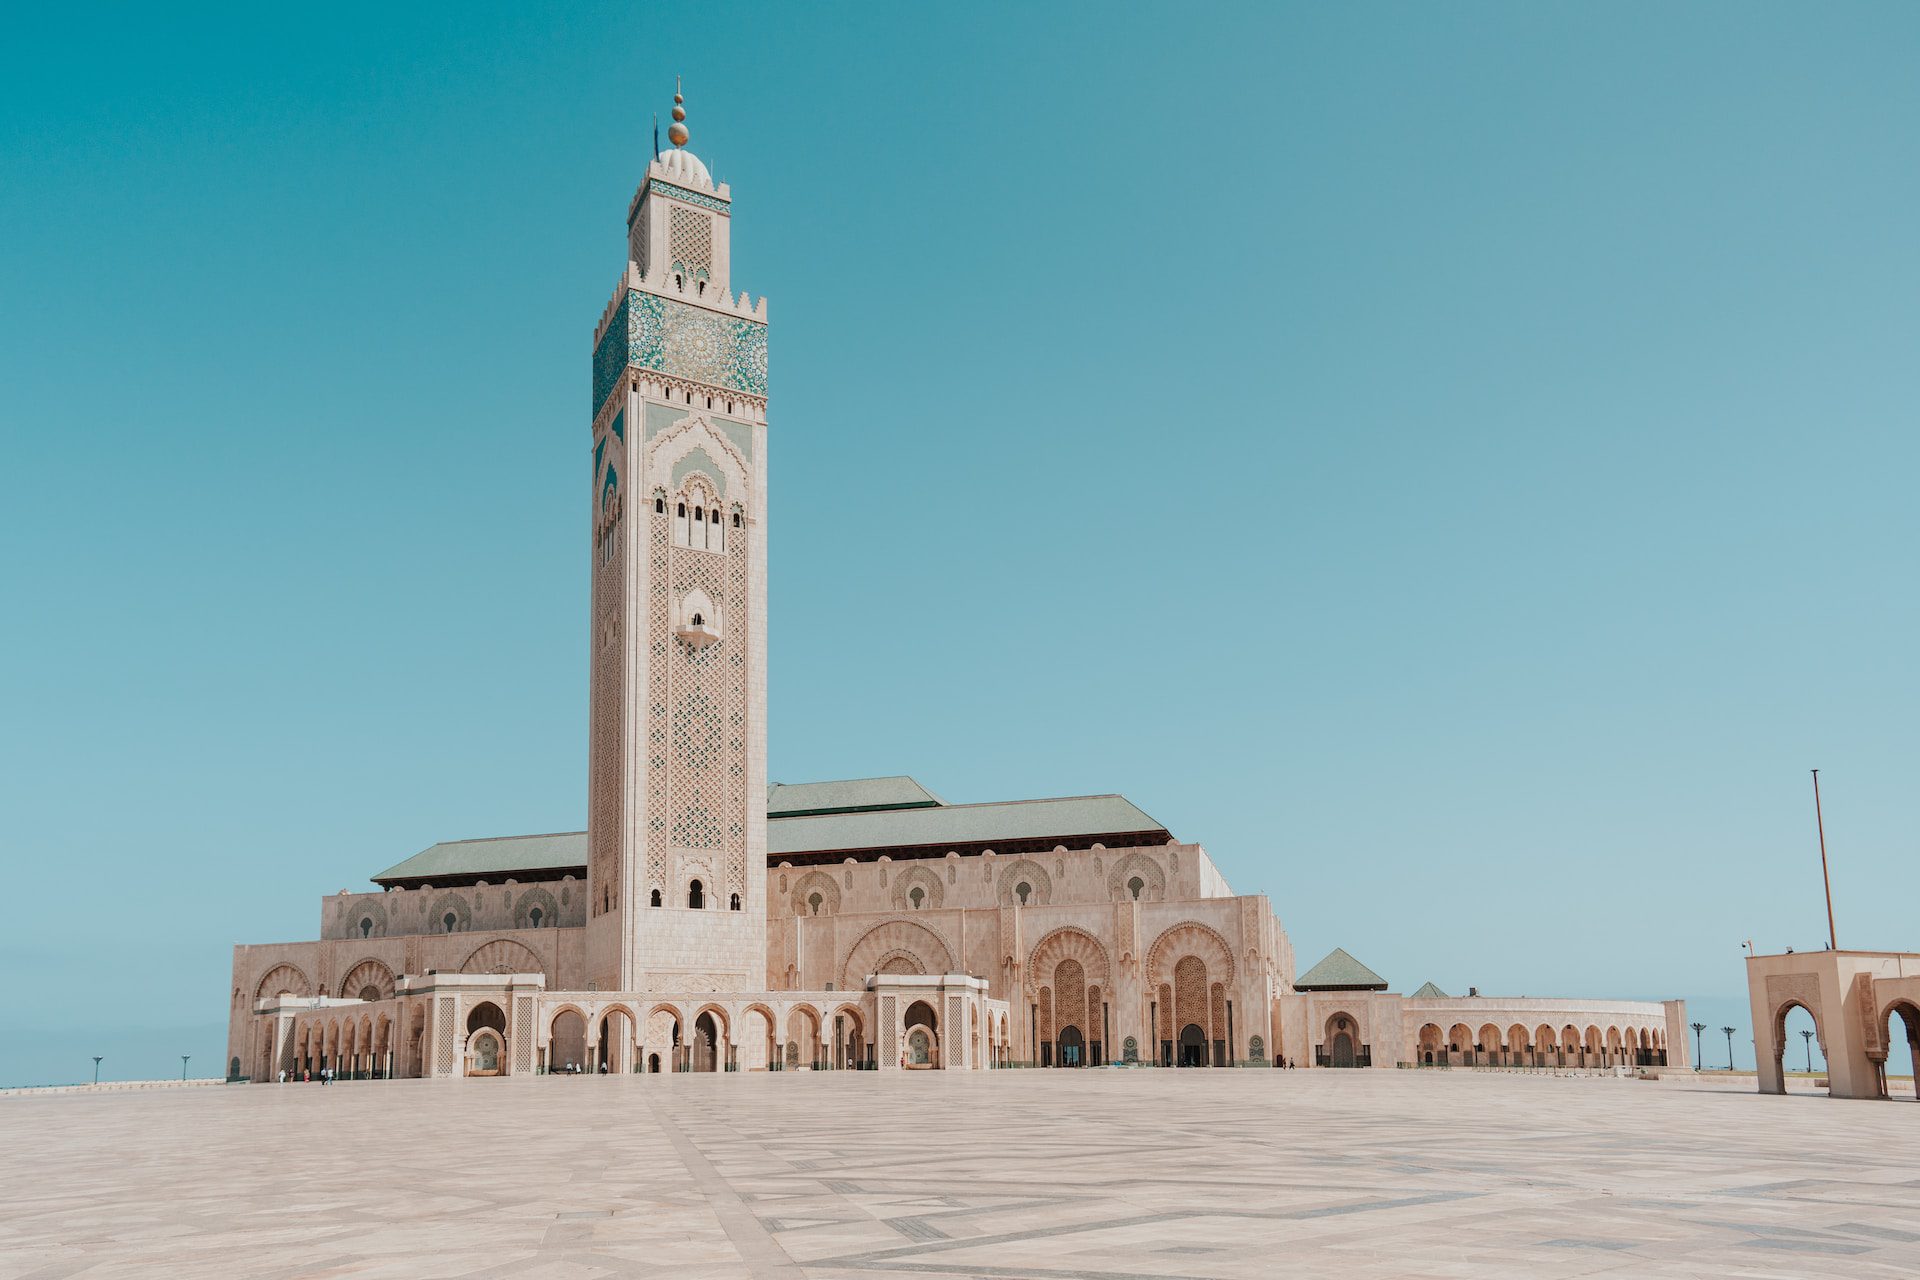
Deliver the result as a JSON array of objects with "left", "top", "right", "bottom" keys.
[{"left": 668, "top": 78, "right": 689, "bottom": 148}]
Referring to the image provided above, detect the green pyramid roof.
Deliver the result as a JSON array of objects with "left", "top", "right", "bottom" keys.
[
  {"left": 1293, "top": 947, "right": 1389, "bottom": 992},
  {"left": 1411, "top": 981, "right": 1449, "bottom": 998}
]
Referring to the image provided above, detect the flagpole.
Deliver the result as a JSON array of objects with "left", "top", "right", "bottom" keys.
[{"left": 1813, "top": 769, "right": 1836, "bottom": 950}]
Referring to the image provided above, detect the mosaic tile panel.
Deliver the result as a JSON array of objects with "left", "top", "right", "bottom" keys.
[
  {"left": 648, "top": 178, "right": 731, "bottom": 213},
  {"left": 634, "top": 292, "right": 767, "bottom": 397},
  {"left": 596, "top": 290, "right": 768, "bottom": 410}
]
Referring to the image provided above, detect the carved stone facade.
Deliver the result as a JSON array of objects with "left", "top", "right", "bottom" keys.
[{"left": 222, "top": 103, "right": 1681, "bottom": 1088}]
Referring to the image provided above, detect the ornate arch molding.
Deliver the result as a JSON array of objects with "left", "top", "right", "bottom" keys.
[
  {"left": 512, "top": 887, "right": 559, "bottom": 929},
  {"left": 255, "top": 962, "right": 311, "bottom": 999},
  {"left": 344, "top": 899, "right": 389, "bottom": 938},
  {"left": 338, "top": 959, "right": 396, "bottom": 1002},
  {"left": 1146, "top": 921, "right": 1236, "bottom": 989},
  {"left": 790, "top": 869, "right": 841, "bottom": 917},
  {"left": 1025, "top": 926, "right": 1114, "bottom": 997},
  {"left": 1106, "top": 851, "right": 1167, "bottom": 903},
  {"left": 995, "top": 858, "right": 1054, "bottom": 907},
  {"left": 891, "top": 864, "right": 944, "bottom": 911},
  {"left": 544, "top": 1002, "right": 592, "bottom": 1041},
  {"left": 840, "top": 919, "right": 955, "bottom": 989},
  {"left": 462, "top": 938, "right": 544, "bottom": 976},
  {"left": 427, "top": 892, "right": 471, "bottom": 933},
  {"left": 648, "top": 414, "right": 754, "bottom": 504}
]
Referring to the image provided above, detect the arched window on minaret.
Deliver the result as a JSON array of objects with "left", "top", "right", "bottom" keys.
[
  {"left": 688, "top": 879, "right": 705, "bottom": 910},
  {"left": 674, "top": 501, "right": 690, "bottom": 546}
]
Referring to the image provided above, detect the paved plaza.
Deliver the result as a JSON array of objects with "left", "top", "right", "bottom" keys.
[{"left": 3, "top": 1071, "right": 1917, "bottom": 1279}]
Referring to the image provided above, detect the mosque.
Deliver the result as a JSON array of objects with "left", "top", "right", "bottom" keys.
[{"left": 225, "top": 91, "right": 1690, "bottom": 1082}]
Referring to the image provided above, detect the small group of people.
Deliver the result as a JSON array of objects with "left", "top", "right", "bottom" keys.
[
  {"left": 553, "top": 1061, "right": 608, "bottom": 1075},
  {"left": 277, "top": 1067, "right": 334, "bottom": 1084},
  {"left": 1274, "top": 1057, "right": 1297, "bottom": 1069}
]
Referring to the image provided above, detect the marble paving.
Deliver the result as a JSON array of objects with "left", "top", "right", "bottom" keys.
[{"left": 3, "top": 1070, "right": 1918, "bottom": 1279}]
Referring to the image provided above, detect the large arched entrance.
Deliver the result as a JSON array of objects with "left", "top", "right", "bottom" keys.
[
  {"left": 1331, "top": 1030, "right": 1355, "bottom": 1068},
  {"left": 1058, "top": 1025, "right": 1086, "bottom": 1068},
  {"left": 1324, "top": 1013, "right": 1364, "bottom": 1068},
  {"left": 1178, "top": 1023, "right": 1206, "bottom": 1067}
]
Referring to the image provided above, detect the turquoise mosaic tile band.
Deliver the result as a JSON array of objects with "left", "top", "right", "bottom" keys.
[
  {"left": 647, "top": 180, "right": 731, "bottom": 214},
  {"left": 593, "top": 289, "right": 768, "bottom": 412},
  {"left": 592, "top": 293, "right": 633, "bottom": 411}
]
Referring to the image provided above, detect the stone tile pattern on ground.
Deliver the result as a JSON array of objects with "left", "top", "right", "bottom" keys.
[{"left": 4, "top": 1070, "right": 1918, "bottom": 1279}]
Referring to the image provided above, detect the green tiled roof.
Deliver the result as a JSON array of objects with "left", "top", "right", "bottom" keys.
[
  {"left": 1410, "top": 981, "right": 1449, "bottom": 998},
  {"left": 1293, "top": 948, "right": 1389, "bottom": 992},
  {"left": 769, "top": 794, "right": 1168, "bottom": 859},
  {"left": 371, "top": 785, "right": 1172, "bottom": 886},
  {"left": 373, "top": 831, "right": 587, "bottom": 887},
  {"left": 766, "top": 776, "right": 945, "bottom": 818}
]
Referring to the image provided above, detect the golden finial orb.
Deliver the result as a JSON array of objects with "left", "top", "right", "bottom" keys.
[{"left": 668, "top": 80, "right": 689, "bottom": 146}]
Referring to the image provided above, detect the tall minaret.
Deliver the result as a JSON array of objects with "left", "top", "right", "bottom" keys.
[{"left": 586, "top": 84, "right": 769, "bottom": 993}]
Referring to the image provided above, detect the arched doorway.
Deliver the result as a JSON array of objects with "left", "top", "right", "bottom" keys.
[
  {"left": 1885, "top": 1003, "right": 1920, "bottom": 1098},
  {"left": 598, "top": 1008, "right": 633, "bottom": 1074},
  {"left": 787, "top": 1006, "right": 821, "bottom": 1070},
  {"left": 1178, "top": 1023, "right": 1206, "bottom": 1067},
  {"left": 693, "top": 1011, "right": 722, "bottom": 1072},
  {"left": 470, "top": 1030, "right": 503, "bottom": 1075},
  {"left": 1325, "top": 1013, "right": 1363, "bottom": 1068},
  {"left": 550, "top": 1009, "right": 587, "bottom": 1074},
  {"left": 644, "top": 1007, "right": 681, "bottom": 1072},
  {"left": 1058, "top": 1026, "right": 1086, "bottom": 1068},
  {"left": 834, "top": 1008, "right": 865, "bottom": 1070},
  {"left": 904, "top": 999, "right": 939, "bottom": 1069},
  {"left": 467, "top": 1002, "right": 507, "bottom": 1077}
]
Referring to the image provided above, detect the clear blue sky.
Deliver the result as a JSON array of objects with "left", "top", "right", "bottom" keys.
[{"left": 3, "top": 3, "right": 1915, "bottom": 1085}]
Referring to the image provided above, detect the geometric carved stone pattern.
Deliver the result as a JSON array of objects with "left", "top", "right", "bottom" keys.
[
  {"left": 662, "top": 481, "right": 749, "bottom": 899},
  {"left": 947, "top": 995, "right": 964, "bottom": 1068},
  {"left": 668, "top": 206, "right": 712, "bottom": 279},
  {"left": 513, "top": 996, "right": 535, "bottom": 1074},
  {"left": 434, "top": 998, "right": 455, "bottom": 1076}
]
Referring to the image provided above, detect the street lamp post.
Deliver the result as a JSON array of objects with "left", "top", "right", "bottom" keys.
[
  {"left": 92, "top": 1056, "right": 103, "bottom": 1085},
  {"left": 1800, "top": 1029, "right": 1814, "bottom": 1075},
  {"left": 181, "top": 1055, "right": 191, "bottom": 1082},
  {"left": 1721, "top": 1026, "right": 1737, "bottom": 1071},
  {"left": 1690, "top": 1021, "right": 1706, "bottom": 1069}
]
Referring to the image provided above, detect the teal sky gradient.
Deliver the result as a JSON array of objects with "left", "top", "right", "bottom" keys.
[{"left": 3, "top": 3, "right": 1916, "bottom": 1083}]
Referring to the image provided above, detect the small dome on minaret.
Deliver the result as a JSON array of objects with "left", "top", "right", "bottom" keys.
[{"left": 655, "top": 79, "right": 713, "bottom": 188}]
